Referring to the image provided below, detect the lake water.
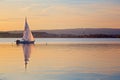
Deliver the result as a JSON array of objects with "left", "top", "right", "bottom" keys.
[{"left": 0, "top": 38, "right": 120, "bottom": 80}]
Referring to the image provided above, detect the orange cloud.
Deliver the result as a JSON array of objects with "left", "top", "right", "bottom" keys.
[{"left": 0, "top": 2, "right": 119, "bottom": 31}]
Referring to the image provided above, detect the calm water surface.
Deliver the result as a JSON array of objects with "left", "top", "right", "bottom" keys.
[{"left": 0, "top": 38, "right": 120, "bottom": 80}]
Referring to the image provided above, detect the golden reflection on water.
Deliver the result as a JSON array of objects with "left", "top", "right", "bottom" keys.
[
  {"left": 22, "top": 44, "right": 34, "bottom": 70},
  {"left": 0, "top": 43, "right": 120, "bottom": 75}
]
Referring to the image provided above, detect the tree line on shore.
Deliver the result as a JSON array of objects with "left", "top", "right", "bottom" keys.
[{"left": 0, "top": 32, "right": 120, "bottom": 38}]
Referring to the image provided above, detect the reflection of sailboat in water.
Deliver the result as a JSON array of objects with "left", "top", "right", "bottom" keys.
[{"left": 22, "top": 44, "right": 33, "bottom": 70}]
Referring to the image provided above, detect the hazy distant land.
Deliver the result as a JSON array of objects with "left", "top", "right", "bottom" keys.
[{"left": 0, "top": 28, "right": 120, "bottom": 38}]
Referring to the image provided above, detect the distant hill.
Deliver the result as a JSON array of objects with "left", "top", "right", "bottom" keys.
[
  {"left": 34, "top": 28, "right": 120, "bottom": 35},
  {"left": 0, "top": 28, "right": 120, "bottom": 38},
  {"left": 8, "top": 28, "right": 120, "bottom": 35}
]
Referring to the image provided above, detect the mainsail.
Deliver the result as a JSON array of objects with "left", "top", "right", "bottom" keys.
[{"left": 22, "top": 18, "right": 34, "bottom": 41}]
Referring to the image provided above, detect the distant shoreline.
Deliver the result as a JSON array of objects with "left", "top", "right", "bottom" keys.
[
  {"left": 0, "top": 32, "right": 120, "bottom": 38},
  {"left": 1, "top": 28, "right": 120, "bottom": 38}
]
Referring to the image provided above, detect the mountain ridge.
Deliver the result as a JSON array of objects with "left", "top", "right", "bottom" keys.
[
  {"left": 0, "top": 28, "right": 120, "bottom": 38},
  {"left": 7, "top": 28, "right": 120, "bottom": 35}
]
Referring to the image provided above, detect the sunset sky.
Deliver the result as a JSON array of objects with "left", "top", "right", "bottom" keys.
[{"left": 0, "top": 0, "right": 120, "bottom": 31}]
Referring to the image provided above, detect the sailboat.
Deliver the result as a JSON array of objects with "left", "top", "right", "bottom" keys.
[{"left": 16, "top": 18, "right": 35, "bottom": 44}]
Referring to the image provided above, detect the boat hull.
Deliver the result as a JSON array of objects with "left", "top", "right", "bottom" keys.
[{"left": 16, "top": 40, "right": 35, "bottom": 44}]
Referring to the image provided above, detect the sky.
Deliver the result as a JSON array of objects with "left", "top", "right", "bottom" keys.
[{"left": 0, "top": 0, "right": 120, "bottom": 31}]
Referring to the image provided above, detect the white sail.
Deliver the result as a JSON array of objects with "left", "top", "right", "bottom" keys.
[{"left": 22, "top": 18, "right": 34, "bottom": 41}]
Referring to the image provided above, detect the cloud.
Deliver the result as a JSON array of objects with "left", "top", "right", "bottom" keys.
[
  {"left": 0, "top": 0, "right": 120, "bottom": 30},
  {"left": 7, "top": 1, "right": 120, "bottom": 28}
]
